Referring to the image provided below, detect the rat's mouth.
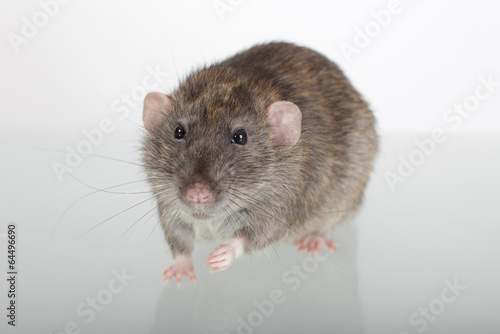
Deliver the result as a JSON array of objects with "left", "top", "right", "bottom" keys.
[
  {"left": 192, "top": 211, "right": 211, "bottom": 220},
  {"left": 186, "top": 198, "right": 231, "bottom": 221},
  {"left": 183, "top": 197, "right": 220, "bottom": 220}
]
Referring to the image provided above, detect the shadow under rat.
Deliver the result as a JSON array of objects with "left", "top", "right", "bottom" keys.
[{"left": 151, "top": 222, "right": 363, "bottom": 334}]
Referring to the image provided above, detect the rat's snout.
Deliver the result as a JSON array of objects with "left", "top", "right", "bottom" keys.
[{"left": 185, "top": 183, "right": 213, "bottom": 204}]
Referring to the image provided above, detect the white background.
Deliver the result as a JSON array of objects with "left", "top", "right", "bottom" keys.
[
  {"left": 1, "top": 0, "right": 499, "bottom": 133},
  {"left": 1, "top": 1, "right": 499, "bottom": 334}
]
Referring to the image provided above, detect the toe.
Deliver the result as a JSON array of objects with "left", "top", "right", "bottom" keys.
[
  {"left": 175, "top": 270, "right": 188, "bottom": 285},
  {"left": 163, "top": 268, "right": 174, "bottom": 282},
  {"left": 209, "top": 264, "right": 229, "bottom": 273},
  {"left": 206, "top": 253, "right": 229, "bottom": 265},
  {"left": 208, "top": 258, "right": 228, "bottom": 268},
  {"left": 295, "top": 232, "right": 337, "bottom": 255},
  {"left": 325, "top": 239, "right": 337, "bottom": 251},
  {"left": 209, "top": 245, "right": 229, "bottom": 257}
]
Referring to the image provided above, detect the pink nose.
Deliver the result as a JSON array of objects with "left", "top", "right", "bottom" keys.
[{"left": 186, "top": 183, "right": 212, "bottom": 203}]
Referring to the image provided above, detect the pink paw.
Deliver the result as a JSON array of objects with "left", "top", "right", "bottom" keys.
[
  {"left": 163, "top": 255, "right": 196, "bottom": 285},
  {"left": 205, "top": 244, "right": 237, "bottom": 273},
  {"left": 205, "top": 238, "right": 244, "bottom": 273},
  {"left": 293, "top": 232, "right": 337, "bottom": 255}
]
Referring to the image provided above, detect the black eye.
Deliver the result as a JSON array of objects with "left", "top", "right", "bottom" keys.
[
  {"left": 174, "top": 124, "right": 186, "bottom": 139},
  {"left": 231, "top": 129, "right": 247, "bottom": 145}
]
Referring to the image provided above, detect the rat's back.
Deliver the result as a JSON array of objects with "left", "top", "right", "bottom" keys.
[{"left": 220, "top": 42, "right": 378, "bottom": 234}]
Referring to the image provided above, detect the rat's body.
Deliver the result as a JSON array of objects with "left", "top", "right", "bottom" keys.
[{"left": 142, "top": 42, "right": 377, "bottom": 283}]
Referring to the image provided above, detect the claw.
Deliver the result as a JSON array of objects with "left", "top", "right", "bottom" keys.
[
  {"left": 294, "top": 232, "right": 337, "bottom": 255},
  {"left": 163, "top": 255, "right": 196, "bottom": 285}
]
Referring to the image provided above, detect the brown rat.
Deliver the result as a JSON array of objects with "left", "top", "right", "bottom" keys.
[{"left": 141, "top": 42, "right": 377, "bottom": 284}]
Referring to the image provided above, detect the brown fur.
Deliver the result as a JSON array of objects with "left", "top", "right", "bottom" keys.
[{"left": 142, "top": 42, "right": 377, "bottom": 258}]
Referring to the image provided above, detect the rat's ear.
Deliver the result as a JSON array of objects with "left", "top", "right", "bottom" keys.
[
  {"left": 143, "top": 92, "right": 172, "bottom": 134},
  {"left": 266, "top": 101, "right": 302, "bottom": 149}
]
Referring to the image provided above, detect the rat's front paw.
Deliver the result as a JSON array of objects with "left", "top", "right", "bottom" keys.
[
  {"left": 163, "top": 255, "right": 196, "bottom": 285},
  {"left": 205, "top": 244, "right": 236, "bottom": 273},
  {"left": 205, "top": 238, "right": 244, "bottom": 273}
]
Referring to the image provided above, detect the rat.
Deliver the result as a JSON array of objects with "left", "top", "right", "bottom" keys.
[{"left": 141, "top": 42, "right": 377, "bottom": 284}]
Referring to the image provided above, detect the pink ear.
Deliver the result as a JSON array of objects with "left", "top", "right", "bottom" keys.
[
  {"left": 266, "top": 101, "right": 302, "bottom": 149},
  {"left": 143, "top": 92, "right": 172, "bottom": 133}
]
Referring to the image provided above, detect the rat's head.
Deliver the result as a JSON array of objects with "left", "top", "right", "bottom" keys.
[{"left": 141, "top": 73, "right": 301, "bottom": 223}]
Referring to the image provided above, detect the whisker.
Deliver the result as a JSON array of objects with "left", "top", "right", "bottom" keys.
[
  {"left": 15, "top": 145, "right": 145, "bottom": 167},
  {"left": 118, "top": 203, "right": 160, "bottom": 243},
  {"left": 65, "top": 171, "right": 155, "bottom": 195},
  {"left": 128, "top": 205, "right": 159, "bottom": 245},
  {"left": 142, "top": 192, "right": 182, "bottom": 248},
  {"left": 51, "top": 178, "right": 156, "bottom": 239},
  {"left": 144, "top": 205, "right": 171, "bottom": 247},
  {"left": 77, "top": 195, "right": 156, "bottom": 239}
]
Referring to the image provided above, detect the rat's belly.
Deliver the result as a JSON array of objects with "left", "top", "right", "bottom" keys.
[{"left": 193, "top": 219, "right": 224, "bottom": 240}]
